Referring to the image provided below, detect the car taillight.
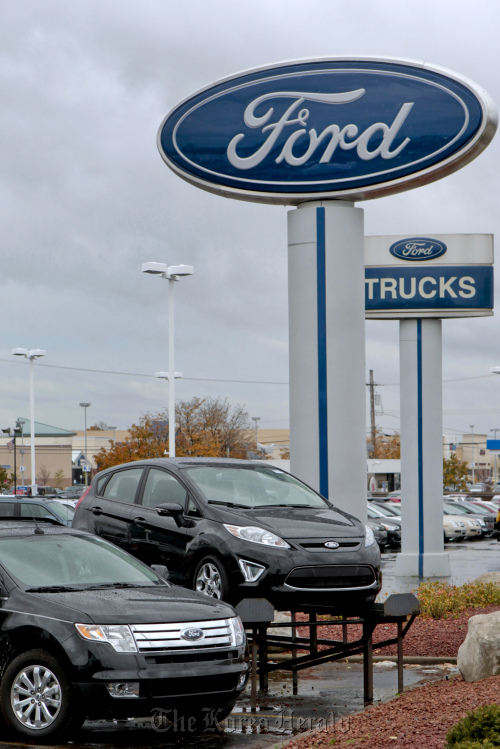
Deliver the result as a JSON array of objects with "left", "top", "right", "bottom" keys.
[{"left": 75, "top": 486, "right": 92, "bottom": 509}]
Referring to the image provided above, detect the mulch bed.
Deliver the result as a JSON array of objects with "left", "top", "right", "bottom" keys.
[
  {"left": 286, "top": 674, "right": 500, "bottom": 749},
  {"left": 295, "top": 604, "right": 500, "bottom": 657},
  {"left": 285, "top": 606, "right": 500, "bottom": 749}
]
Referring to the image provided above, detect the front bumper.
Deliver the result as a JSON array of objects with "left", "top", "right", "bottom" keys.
[
  {"left": 70, "top": 639, "right": 247, "bottom": 719},
  {"left": 222, "top": 536, "right": 382, "bottom": 614}
]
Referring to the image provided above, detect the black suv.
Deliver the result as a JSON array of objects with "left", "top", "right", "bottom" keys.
[
  {"left": 0, "top": 521, "right": 247, "bottom": 741},
  {"left": 73, "top": 458, "right": 381, "bottom": 613}
]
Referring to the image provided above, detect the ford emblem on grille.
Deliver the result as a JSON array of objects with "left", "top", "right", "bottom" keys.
[
  {"left": 180, "top": 627, "right": 204, "bottom": 641},
  {"left": 324, "top": 541, "right": 340, "bottom": 549}
]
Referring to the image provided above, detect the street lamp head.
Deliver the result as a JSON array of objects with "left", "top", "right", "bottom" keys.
[
  {"left": 12, "top": 348, "right": 46, "bottom": 360},
  {"left": 79, "top": 402, "right": 91, "bottom": 408},
  {"left": 166, "top": 264, "right": 194, "bottom": 278},
  {"left": 155, "top": 372, "right": 183, "bottom": 380},
  {"left": 142, "top": 261, "right": 167, "bottom": 275}
]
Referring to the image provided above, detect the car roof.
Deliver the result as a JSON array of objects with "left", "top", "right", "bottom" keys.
[
  {"left": 0, "top": 521, "right": 81, "bottom": 537},
  {"left": 94, "top": 457, "right": 272, "bottom": 478}
]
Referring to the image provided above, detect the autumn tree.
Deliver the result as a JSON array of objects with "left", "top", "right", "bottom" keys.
[
  {"left": 54, "top": 469, "right": 65, "bottom": 489},
  {"left": 443, "top": 453, "right": 469, "bottom": 491},
  {"left": 0, "top": 466, "right": 10, "bottom": 491},
  {"left": 94, "top": 397, "right": 254, "bottom": 471},
  {"left": 37, "top": 464, "right": 51, "bottom": 486},
  {"left": 368, "top": 428, "right": 400, "bottom": 459}
]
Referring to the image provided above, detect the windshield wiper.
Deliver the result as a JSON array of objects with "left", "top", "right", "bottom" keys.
[
  {"left": 251, "top": 503, "right": 314, "bottom": 509},
  {"left": 25, "top": 585, "right": 83, "bottom": 593},
  {"left": 206, "top": 500, "right": 250, "bottom": 509},
  {"left": 84, "top": 582, "right": 155, "bottom": 590}
]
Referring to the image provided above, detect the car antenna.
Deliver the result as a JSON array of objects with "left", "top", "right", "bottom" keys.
[{"left": 27, "top": 508, "right": 44, "bottom": 535}]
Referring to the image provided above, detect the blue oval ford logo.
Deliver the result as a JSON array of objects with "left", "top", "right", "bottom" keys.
[
  {"left": 389, "top": 237, "right": 447, "bottom": 261},
  {"left": 158, "top": 58, "right": 496, "bottom": 205},
  {"left": 180, "top": 627, "right": 204, "bottom": 641},
  {"left": 324, "top": 541, "right": 340, "bottom": 549}
]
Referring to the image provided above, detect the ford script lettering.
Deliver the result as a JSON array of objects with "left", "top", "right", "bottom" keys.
[
  {"left": 390, "top": 238, "right": 447, "bottom": 261},
  {"left": 158, "top": 58, "right": 496, "bottom": 204},
  {"left": 180, "top": 628, "right": 204, "bottom": 641},
  {"left": 324, "top": 541, "right": 340, "bottom": 549}
]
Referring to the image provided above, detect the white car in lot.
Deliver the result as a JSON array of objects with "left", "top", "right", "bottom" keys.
[{"left": 443, "top": 505, "right": 482, "bottom": 538}]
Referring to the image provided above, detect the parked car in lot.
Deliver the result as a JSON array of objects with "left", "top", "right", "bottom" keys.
[
  {"left": 443, "top": 514, "right": 467, "bottom": 541},
  {"left": 0, "top": 498, "right": 75, "bottom": 526},
  {"left": 443, "top": 505, "right": 482, "bottom": 537},
  {"left": 445, "top": 500, "right": 495, "bottom": 536},
  {"left": 366, "top": 504, "right": 401, "bottom": 548},
  {"left": 366, "top": 519, "right": 388, "bottom": 550},
  {"left": 0, "top": 521, "right": 247, "bottom": 741},
  {"left": 73, "top": 458, "right": 382, "bottom": 614}
]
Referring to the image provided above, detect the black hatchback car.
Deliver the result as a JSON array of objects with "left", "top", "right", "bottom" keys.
[
  {"left": 73, "top": 458, "right": 381, "bottom": 613},
  {"left": 0, "top": 521, "right": 247, "bottom": 742}
]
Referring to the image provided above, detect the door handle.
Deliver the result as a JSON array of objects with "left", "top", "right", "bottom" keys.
[
  {"left": 133, "top": 517, "right": 147, "bottom": 528},
  {"left": 91, "top": 506, "right": 103, "bottom": 516}
]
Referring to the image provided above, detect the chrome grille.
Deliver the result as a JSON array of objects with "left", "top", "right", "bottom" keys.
[{"left": 130, "top": 618, "right": 233, "bottom": 653}]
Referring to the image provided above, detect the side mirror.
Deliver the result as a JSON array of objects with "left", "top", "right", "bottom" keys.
[
  {"left": 151, "top": 564, "right": 170, "bottom": 582},
  {"left": 156, "top": 502, "right": 189, "bottom": 528}
]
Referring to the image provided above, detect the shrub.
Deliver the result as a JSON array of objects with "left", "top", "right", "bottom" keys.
[
  {"left": 445, "top": 704, "right": 500, "bottom": 747},
  {"left": 415, "top": 580, "right": 500, "bottom": 619}
]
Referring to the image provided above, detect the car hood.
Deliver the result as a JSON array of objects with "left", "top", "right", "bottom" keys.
[
  {"left": 22, "top": 585, "right": 235, "bottom": 625},
  {"left": 210, "top": 504, "right": 364, "bottom": 539}
]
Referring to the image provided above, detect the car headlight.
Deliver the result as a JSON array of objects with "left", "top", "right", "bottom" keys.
[
  {"left": 75, "top": 623, "right": 137, "bottom": 653},
  {"left": 224, "top": 524, "right": 290, "bottom": 548},
  {"left": 451, "top": 521, "right": 460, "bottom": 528},
  {"left": 364, "top": 524, "right": 375, "bottom": 547},
  {"left": 229, "top": 616, "right": 246, "bottom": 647},
  {"left": 381, "top": 523, "right": 398, "bottom": 532}
]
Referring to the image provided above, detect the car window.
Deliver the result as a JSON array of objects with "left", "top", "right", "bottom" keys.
[
  {"left": 45, "top": 501, "right": 75, "bottom": 523},
  {"left": 186, "top": 496, "right": 202, "bottom": 518},
  {"left": 102, "top": 469, "right": 143, "bottom": 503},
  {"left": 142, "top": 469, "right": 187, "bottom": 509},
  {"left": 0, "top": 503, "right": 15, "bottom": 517},
  {"left": 20, "top": 503, "right": 54, "bottom": 519},
  {"left": 0, "top": 534, "right": 161, "bottom": 588},
  {"left": 96, "top": 475, "right": 109, "bottom": 495}
]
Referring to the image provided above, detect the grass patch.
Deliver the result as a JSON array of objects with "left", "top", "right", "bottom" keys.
[{"left": 416, "top": 580, "right": 500, "bottom": 619}]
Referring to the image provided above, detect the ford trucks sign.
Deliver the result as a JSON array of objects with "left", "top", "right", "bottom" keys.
[
  {"left": 365, "top": 234, "right": 494, "bottom": 319},
  {"left": 158, "top": 58, "right": 497, "bottom": 204}
]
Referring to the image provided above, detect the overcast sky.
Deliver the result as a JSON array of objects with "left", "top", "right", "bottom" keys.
[{"left": 2, "top": 0, "right": 500, "bottom": 442}]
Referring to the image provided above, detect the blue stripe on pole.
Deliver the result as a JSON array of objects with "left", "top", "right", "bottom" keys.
[
  {"left": 417, "top": 319, "right": 424, "bottom": 577},
  {"left": 317, "top": 207, "right": 328, "bottom": 498}
]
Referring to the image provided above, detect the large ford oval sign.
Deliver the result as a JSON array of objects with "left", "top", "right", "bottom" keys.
[{"left": 158, "top": 58, "right": 497, "bottom": 205}]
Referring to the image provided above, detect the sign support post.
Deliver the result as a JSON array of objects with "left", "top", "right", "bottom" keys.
[
  {"left": 288, "top": 200, "right": 366, "bottom": 518},
  {"left": 396, "top": 318, "right": 450, "bottom": 577}
]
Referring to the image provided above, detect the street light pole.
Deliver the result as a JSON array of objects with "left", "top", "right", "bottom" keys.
[
  {"left": 469, "top": 424, "right": 475, "bottom": 485},
  {"left": 12, "top": 348, "right": 46, "bottom": 495},
  {"left": 79, "top": 403, "right": 91, "bottom": 485},
  {"left": 252, "top": 417, "right": 261, "bottom": 448},
  {"left": 142, "top": 262, "right": 194, "bottom": 459},
  {"left": 491, "top": 428, "right": 500, "bottom": 484}
]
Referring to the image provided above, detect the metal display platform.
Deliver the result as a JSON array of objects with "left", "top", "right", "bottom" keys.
[{"left": 236, "top": 594, "right": 420, "bottom": 710}]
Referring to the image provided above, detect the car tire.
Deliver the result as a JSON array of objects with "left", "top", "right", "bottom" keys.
[
  {"left": 0, "top": 649, "right": 83, "bottom": 741},
  {"left": 193, "top": 556, "right": 229, "bottom": 601}
]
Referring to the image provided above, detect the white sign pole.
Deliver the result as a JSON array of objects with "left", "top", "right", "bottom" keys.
[
  {"left": 396, "top": 318, "right": 451, "bottom": 577},
  {"left": 288, "top": 201, "right": 366, "bottom": 520}
]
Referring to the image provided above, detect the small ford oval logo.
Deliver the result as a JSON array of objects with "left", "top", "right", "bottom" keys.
[
  {"left": 324, "top": 541, "right": 340, "bottom": 549},
  {"left": 180, "top": 627, "right": 204, "bottom": 641},
  {"left": 389, "top": 237, "right": 447, "bottom": 261}
]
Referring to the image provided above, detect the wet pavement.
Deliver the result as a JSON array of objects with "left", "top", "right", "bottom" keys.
[{"left": 7, "top": 538, "right": 496, "bottom": 749}]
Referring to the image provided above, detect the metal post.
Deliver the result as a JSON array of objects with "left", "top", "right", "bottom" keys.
[
  {"left": 291, "top": 611, "right": 298, "bottom": 695},
  {"left": 29, "top": 358, "right": 36, "bottom": 495},
  {"left": 310, "top": 612, "right": 317, "bottom": 655},
  {"left": 363, "top": 620, "right": 373, "bottom": 703},
  {"left": 397, "top": 621, "right": 404, "bottom": 693},
  {"left": 169, "top": 277, "right": 176, "bottom": 458},
  {"left": 251, "top": 629, "right": 257, "bottom": 712},
  {"left": 470, "top": 425, "right": 475, "bottom": 485},
  {"left": 258, "top": 626, "right": 268, "bottom": 692}
]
